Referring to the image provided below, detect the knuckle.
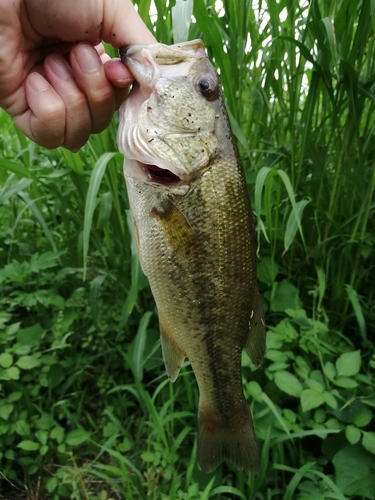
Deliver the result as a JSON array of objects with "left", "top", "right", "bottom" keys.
[
  {"left": 88, "top": 85, "right": 114, "bottom": 106},
  {"left": 71, "top": 91, "right": 89, "bottom": 110},
  {"left": 32, "top": 106, "right": 66, "bottom": 149},
  {"left": 40, "top": 99, "right": 66, "bottom": 122}
]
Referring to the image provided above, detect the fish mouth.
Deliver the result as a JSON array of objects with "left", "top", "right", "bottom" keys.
[{"left": 143, "top": 164, "right": 181, "bottom": 185}]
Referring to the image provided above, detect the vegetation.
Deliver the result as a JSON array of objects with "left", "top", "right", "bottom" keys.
[{"left": 0, "top": 0, "right": 374, "bottom": 498}]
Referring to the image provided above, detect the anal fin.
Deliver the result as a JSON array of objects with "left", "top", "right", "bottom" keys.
[
  {"left": 159, "top": 315, "right": 185, "bottom": 382},
  {"left": 244, "top": 292, "right": 266, "bottom": 368}
]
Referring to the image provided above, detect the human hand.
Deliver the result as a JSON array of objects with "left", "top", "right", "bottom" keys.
[{"left": 0, "top": 0, "right": 156, "bottom": 151}]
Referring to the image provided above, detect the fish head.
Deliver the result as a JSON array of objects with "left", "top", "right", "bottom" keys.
[{"left": 117, "top": 40, "right": 222, "bottom": 185}]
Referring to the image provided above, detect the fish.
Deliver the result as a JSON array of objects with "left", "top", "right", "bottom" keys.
[{"left": 117, "top": 40, "right": 266, "bottom": 474}]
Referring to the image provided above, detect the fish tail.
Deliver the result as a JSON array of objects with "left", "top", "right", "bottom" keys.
[{"left": 197, "top": 405, "right": 260, "bottom": 474}]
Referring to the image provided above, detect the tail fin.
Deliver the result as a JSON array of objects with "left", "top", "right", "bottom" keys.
[{"left": 197, "top": 406, "right": 260, "bottom": 474}]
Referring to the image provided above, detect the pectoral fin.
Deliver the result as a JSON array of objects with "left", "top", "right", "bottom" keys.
[
  {"left": 244, "top": 292, "right": 266, "bottom": 367},
  {"left": 151, "top": 196, "right": 198, "bottom": 258},
  {"left": 159, "top": 315, "right": 186, "bottom": 382}
]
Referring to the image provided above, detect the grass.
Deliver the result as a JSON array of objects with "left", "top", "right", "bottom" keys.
[{"left": 1, "top": 0, "right": 375, "bottom": 498}]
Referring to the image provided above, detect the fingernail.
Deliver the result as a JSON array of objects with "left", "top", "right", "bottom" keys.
[
  {"left": 75, "top": 43, "right": 101, "bottom": 73},
  {"left": 48, "top": 55, "right": 72, "bottom": 80},
  {"left": 114, "top": 77, "right": 133, "bottom": 84},
  {"left": 28, "top": 73, "right": 50, "bottom": 91}
]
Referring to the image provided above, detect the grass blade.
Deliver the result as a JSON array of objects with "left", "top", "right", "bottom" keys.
[
  {"left": 172, "top": 0, "right": 193, "bottom": 43},
  {"left": 83, "top": 152, "right": 120, "bottom": 279}
]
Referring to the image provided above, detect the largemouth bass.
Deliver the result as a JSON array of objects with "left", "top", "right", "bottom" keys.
[{"left": 117, "top": 40, "right": 266, "bottom": 474}]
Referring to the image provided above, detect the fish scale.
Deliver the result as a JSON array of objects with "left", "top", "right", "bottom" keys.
[{"left": 117, "top": 40, "right": 266, "bottom": 473}]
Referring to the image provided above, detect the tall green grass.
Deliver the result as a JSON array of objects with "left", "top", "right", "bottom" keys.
[
  {"left": 0, "top": 1, "right": 374, "bottom": 499},
  {"left": 187, "top": 0, "right": 375, "bottom": 338}
]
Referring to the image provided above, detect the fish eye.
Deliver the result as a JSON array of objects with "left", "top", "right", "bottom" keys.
[{"left": 196, "top": 75, "right": 218, "bottom": 101}]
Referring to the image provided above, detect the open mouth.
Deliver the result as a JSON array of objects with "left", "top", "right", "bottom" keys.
[{"left": 144, "top": 164, "right": 181, "bottom": 185}]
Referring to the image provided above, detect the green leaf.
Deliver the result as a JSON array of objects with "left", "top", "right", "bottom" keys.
[
  {"left": 314, "top": 408, "right": 326, "bottom": 423},
  {"left": 35, "top": 430, "right": 48, "bottom": 445},
  {"left": 5, "top": 322, "right": 20, "bottom": 337},
  {"left": 277, "top": 169, "right": 307, "bottom": 251},
  {"left": 209, "top": 486, "right": 246, "bottom": 500},
  {"left": 0, "top": 403, "right": 14, "bottom": 420},
  {"left": 17, "top": 324, "right": 45, "bottom": 346},
  {"left": 321, "top": 17, "right": 337, "bottom": 67},
  {"left": 57, "top": 443, "right": 66, "bottom": 454},
  {"left": 284, "top": 199, "right": 310, "bottom": 252},
  {"left": 0, "top": 178, "right": 33, "bottom": 204},
  {"left": 323, "top": 391, "right": 338, "bottom": 409},
  {"left": 8, "top": 391, "right": 22, "bottom": 402},
  {"left": 246, "top": 381, "right": 263, "bottom": 400},
  {"left": 193, "top": 0, "right": 235, "bottom": 107},
  {"left": 17, "top": 440, "right": 40, "bottom": 451},
  {"left": 97, "top": 192, "right": 113, "bottom": 229},
  {"left": 31, "top": 251, "right": 62, "bottom": 271},
  {"left": 271, "top": 280, "right": 300, "bottom": 312},
  {"left": 0, "top": 353, "right": 13, "bottom": 368},
  {"left": 14, "top": 345, "right": 31, "bottom": 356},
  {"left": 333, "top": 444, "right": 375, "bottom": 498},
  {"left": 141, "top": 451, "right": 156, "bottom": 462},
  {"left": 46, "top": 477, "right": 58, "bottom": 494},
  {"left": 200, "top": 477, "right": 215, "bottom": 500},
  {"left": 14, "top": 419, "right": 30, "bottom": 436},
  {"left": 0, "top": 158, "right": 39, "bottom": 182},
  {"left": 371, "top": 0, "right": 375, "bottom": 35},
  {"left": 172, "top": 0, "right": 193, "bottom": 43},
  {"left": 40, "top": 444, "right": 48, "bottom": 456},
  {"left": 118, "top": 437, "right": 132, "bottom": 453},
  {"left": 335, "top": 377, "right": 358, "bottom": 389},
  {"left": 131, "top": 311, "right": 153, "bottom": 381},
  {"left": 6, "top": 366, "right": 20, "bottom": 380},
  {"left": 17, "top": 191, "right": 57, "bottom": 251},
  {"left": 274, "top": 371, "right": 302, "bottom": 397},
  {"left": 345, "top": 425, "right": 361, "bottom": 444},
  {"left": 119, "top": 210, "right": 149, "bottom": 327},
  {"left": 257, "top": 257, "right": 279, "bottom": 286},
  {"left": 345, "top": 285, "right": 367, "bottom": 345},
  {"left": 363, "top": 432, "right": 375, "bottom": 455},
  {"left": 103, "top": 422, "right": 118, "bottom": 438},
  {"left": 300, "top": 389, "right": 325, "bottom": 412},
  {"left": 50, "top": 426, "right": 65, "bottom": 444},
  {"left": 336, "top": 350, "right": 361, "bottom": 377},
  {"left": 16, "top": 355, "right": 41, "bottom": 370},
  {"left": 83, "top": 152, "right": 120, "bottom": 280},
  {"left": 305, "top": 378, "right": 324, "bottom": 392},
  {"left": 254, "top": 166, "right": 271, "bottom": 242},
  {"left": 5, "top": 450, "right": 14, "bottom": 460},
  {"left": 227, "top": 107, "right": 251, "bottom": 155},
  {"left": 66, "top": 429, "right": 90, "bottom": 446},
  {"left": 323, "top": 361, "right": 337, "bottom": 381},
  {"left": 353, "top": 408, "right": 373, "bottom": 427},
  {"left": 37, "top": 413, "right": 54, "bottom": 430}
]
